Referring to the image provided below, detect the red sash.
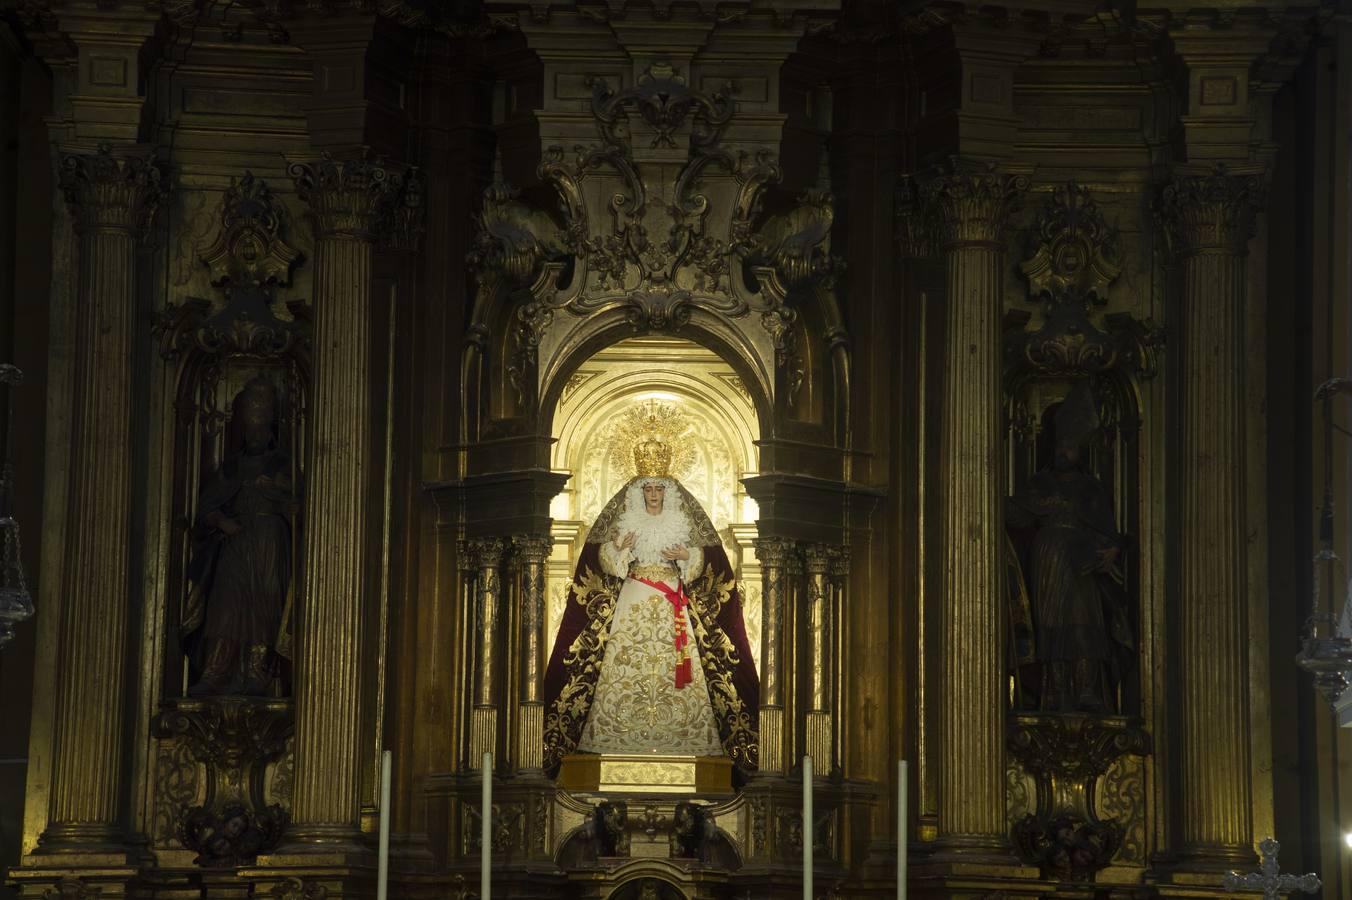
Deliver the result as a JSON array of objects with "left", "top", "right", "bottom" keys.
[{"left": 635, "top": 576, "right": 694, "bottom": 689}]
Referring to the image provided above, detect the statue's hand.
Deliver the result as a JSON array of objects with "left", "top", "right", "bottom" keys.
[
  {"left": 1096, "top": 546, "right": 1119, "bottom": 571},
  {"left": 615, "top": 531, "right": 637, "bottom": 551},
  {"left": 662, "top": 544, "right": 690, "bottom": 561},
  {"left": 218, "top": 517, "right": 244, "bottom": 537}
]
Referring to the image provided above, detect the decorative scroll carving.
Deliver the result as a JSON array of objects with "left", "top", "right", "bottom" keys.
[
  {"left": 590, "top": 62, "right": 734, "bottom": 151},
  {"left": 1156, "top": 164, "right": 1265, "bottom": 257},
  {"left": 152, "top": 697, "right": 293, "bottom": 866},
  {"left": 1011, "top": 183, "right": 1162, "bottom": 378},
  {"left": 465, "top": 61, "right": 846, "bottom": 416},
  {"left": 59, "top": 144, "right": 168, "bottom": 238},
  {"left": 43, "top": 878, "right": 100, "bottom": 899},
  {"left": 269, "top": 878, "right": 328, "bottom": 900},
  {"left": 156, "top": 173, "right": 309, "bottom": 362},
  {"left": 1007, "top": 714, "right": 1150, "bottom": 880}
]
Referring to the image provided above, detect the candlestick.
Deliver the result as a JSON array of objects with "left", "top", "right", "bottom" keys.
[
  {"left": 482, "top": 751, "right": 492, "bottom": 900},
  {"left": 898, "top": 760, "right": 907, "bottom": 900},
  {"left": 804, "top": 754, "right": 813, "bottom": 900},
  {"left": 377, "top": 751, "right": 391, "bottom": 900}
]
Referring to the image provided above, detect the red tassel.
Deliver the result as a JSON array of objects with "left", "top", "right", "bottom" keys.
[{"left": 675, "top": 657, "right": 693, "bottom": 689}]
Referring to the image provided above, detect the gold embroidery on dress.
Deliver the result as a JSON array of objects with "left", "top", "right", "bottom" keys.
[{"left": 543, "top": 566, "right": 619, "bottom": 771}]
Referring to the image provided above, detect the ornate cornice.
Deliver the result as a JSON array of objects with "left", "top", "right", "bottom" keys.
[
  {"left": 58, "top": 145, "right": 168, "bottom": 238},
  {"left": 917, "top": 158, "right": 1028, "bottom": 249},
  {"left": 1156, "top": 164, "right": 1265, "bottom": 258},
  {"left": 287, "top": 154, "right": 422, "bottom": 242}
]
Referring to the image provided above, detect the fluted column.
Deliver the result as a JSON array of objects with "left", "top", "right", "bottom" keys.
[
  {"left": 515, "top": 536, "right": 551, "bottom": 771},
  {"left": 755, "top": 538, "right": 792, "bottom": 774},
  {"left": 1158, "top": 166, "right": 1264, "bottom": 866},
  {"left": 469, "top": 538, "right": 505, "bottom": 770},
  {"left": 920, "top": 160, "right": 1026, "bottom": 854},
  {"left": 286, "top": 157, "right": 410, "bottom": 844},
  {"left": 37, "top": 146, "right": 165, "bottom": 853},
  {"left": 803, "top": 544, "right": 833, "bottom": 773}
]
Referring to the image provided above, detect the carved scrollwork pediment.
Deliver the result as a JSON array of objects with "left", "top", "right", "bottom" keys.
[
  {"left": 196, "top": 172, "right": 300, "bottom": 288},
  {"left": 156, "top": 174, "right": 310, "bottom": 363},
  {"left": 1009, "top": 182, "right": 1161, "bottom": 381}
]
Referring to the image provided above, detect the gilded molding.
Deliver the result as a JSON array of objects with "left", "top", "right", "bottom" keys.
[
  {"left": 918, "top": 158, "right": 1029, "bottom": 248},
  {"left": 287, "top": 154, "right": 422, "bottom": 242},
  {"left": 1156, "top": 164, "right": 1266, "bottom": 258},
  {"left": 58, "top": 144, "right": 168, "bottom": 237}
]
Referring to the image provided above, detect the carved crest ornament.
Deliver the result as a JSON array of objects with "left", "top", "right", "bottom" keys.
[
  {"left": 468, "top": 62, "right": 842, "bottom": 409},
  {"left": 1010, "top": 182, "right": 1162, "bottom": 379}
]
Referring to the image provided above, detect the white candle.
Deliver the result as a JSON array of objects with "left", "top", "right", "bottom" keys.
[
  {"left": 898, "top": 760, "right": 908, "bottom": 900},
  {"left": 377, "top": 751, "right": 392, "bottom": 900},
  {"left": 482, "top": 751, "right": 493, "bottom": 900},
  {"left": 803, "top": 754, "right": 813, "bottom": 900}
]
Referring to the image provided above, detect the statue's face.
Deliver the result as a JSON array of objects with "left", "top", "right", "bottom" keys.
[
  {"left": 1054, "top": 443, "right": 1081, "bottom": 471},
  {"left": 241, "top": 421, "right": 271, "bottom": 454},
  {"left": 642, "top": 482, "right": 665, "bottom": 513}
]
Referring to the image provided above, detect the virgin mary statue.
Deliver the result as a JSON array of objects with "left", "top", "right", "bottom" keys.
[{"left": 543, "top": 412, "right": 758, "bottom": 780}]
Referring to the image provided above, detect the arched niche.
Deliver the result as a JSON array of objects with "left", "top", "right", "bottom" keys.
[{"left": 543, "top": 335, "right": 765, "bottom": 672}]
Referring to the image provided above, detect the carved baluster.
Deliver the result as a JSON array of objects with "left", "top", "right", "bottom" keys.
[
  {"left": 1158, "top": 166, "right": 1265, "bottom": 864},
  {"left": 919, "top": 159, "right": 1027, "bottom": 854},
  {"left": 285, "top": 156, "right": 411, "bottom": 845},
  {"left": 515, "top": 535, "right": 551, "bottom": 771},
  {"left": 38, "top": 146, "right": 166, "bottom": 854},
  {"left": 755, "top": 538, "right": 793, "bottom": 774},
  {"left": 469, "top": 538, "right": 506, "bottom": 770}
]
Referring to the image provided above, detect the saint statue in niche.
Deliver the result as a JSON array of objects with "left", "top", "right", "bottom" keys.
[
  {"left": 1006, "top": 381, "right": 1134, "bottom": 714},
  {"left": 543, "top": 402, "right": 758, "bottom": 779},
  {"left": 182, "top": 376, "right": 298, "bottom": 696}
]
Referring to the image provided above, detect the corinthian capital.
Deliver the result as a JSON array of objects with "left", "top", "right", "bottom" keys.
[
  {"left": 917, "top": 158, "right": 1029, "bottom": 249},
  {"left": 287, "top": 154, "right": 422, "bottom": 241},
  {"left": 1157, "top": 164, "right": 1266, "bottom": 258},
  {"left": 58, "top": 145, "right": 167, "bottom": 237}
]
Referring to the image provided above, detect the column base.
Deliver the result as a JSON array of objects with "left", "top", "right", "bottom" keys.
[
  {"left": 274, "top": 823, "right": 373, "bottom": 857},
  {"left": 909, "top": 855, "right": 1046, "bottom": 900},
  {"left": 8, "top": 859, "right": 140, "bottom": 899},
  {"left": 30, "top": 824, "right": 141, "bottom": 860},
  {"left": 925, "top": 832, "right": 1023, "bottom": 867}
]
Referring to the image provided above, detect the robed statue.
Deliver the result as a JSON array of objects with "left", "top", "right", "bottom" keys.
[
  {"left": 543, "top": 412, "right": 758, "bottom": 779},
  {"left": 1006, "top": 382, "right": 1133, "bottom": 713},
  {"left": 183, "top": 377, "right": 298, "bottom": 696}
]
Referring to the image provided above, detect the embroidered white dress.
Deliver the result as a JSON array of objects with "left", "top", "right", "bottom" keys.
[{"left": 576, "top": 528, "right": 724, "bottom": 756}]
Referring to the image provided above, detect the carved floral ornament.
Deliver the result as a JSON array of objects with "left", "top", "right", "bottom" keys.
[
  {"left": 467, "top": 61, "right": 843, "bottom": 408},
  {"left": 58, "top": 144, "right": 169, "bottom": 237},
  {"left": 1156, "top": 163, "right": 1266, "bottom": 258},
  {"left": 896, "top": 158, "right": 1028, "bottom": 255},
  {"left": 287, "top": 154, "right": 424, "bottom": 246}
]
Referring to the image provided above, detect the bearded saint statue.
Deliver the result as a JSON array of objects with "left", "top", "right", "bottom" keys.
[{"left": 543, "top": 425, "right": 759, "bottom": 780}]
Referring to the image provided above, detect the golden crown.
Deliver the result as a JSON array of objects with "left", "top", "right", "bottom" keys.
[
  {"left": 633, "top": 435, "right": 673, "bottom": 478},
  {"left": 609, "top": 399, "right": 694, "bottom": 480}
]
